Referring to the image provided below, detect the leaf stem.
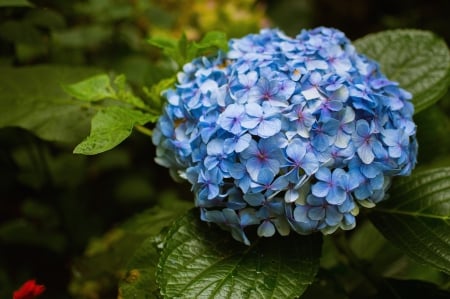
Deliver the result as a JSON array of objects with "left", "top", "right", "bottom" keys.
[{"left": 135, "top": 125, "right": 153, "bottom": 137}]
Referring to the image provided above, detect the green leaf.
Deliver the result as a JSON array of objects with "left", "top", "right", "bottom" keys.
[
  {"left": 157, "top": 209, "right": 322, "bottom": 299},
  {"left": 369, "top": 167, "right": 450, "bottom": 274},
  {"left": 63, "top": 74, "right": 115, "bottom": 102},
  {"left": 148, "top": 35, "right": 181, "bottom": 64},
  {"left": 187, "top": 31, "right": 228, "bottom": 60},
  {"left": 354, "top": 30, "right": 450, "bottom": 113},
  {"left": 73, "top": 106, "right": 154, "bottom": 155},
  {"left": 147, "top": 36, "right": 177, "bottom": 52},
  {"left": 113, "top": 74, "right": 148, "bottom": 109},
  {"left": 118, "top": 237, "right": 161, "bottom": 299},
  {"left": 0, "top": 0, "right": 33, "bottom": 7},
  {"left": 194, "top": 31, "right": 228, "bottom": 52},
  {"left": 0, "top": 65, "right": 100, "bottom": 145},
  {"left": 143, "top": 77, "right": 176, "bottom": 112},
  {"left": 414, "top": 104, "right": 450, "bottom": 164},
  {"left": 149, "top": 31, "right": 228, "bottom": 68},
  {"left": 64, "top": 73, "right": 150, "bottom": 110}
]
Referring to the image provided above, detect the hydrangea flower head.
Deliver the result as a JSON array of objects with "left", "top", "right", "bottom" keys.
[{"left": 153, "top": 27, "right": 418, "bottom": 245}]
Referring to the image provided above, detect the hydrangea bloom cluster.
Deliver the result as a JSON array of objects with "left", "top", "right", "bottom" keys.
[{"left": 153, "top": 27, "right": 418, "bottom": 245}]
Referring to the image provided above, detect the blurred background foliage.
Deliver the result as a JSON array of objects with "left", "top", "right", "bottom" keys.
[{"left": 0, "top": 0, "right": 449, "bottom": 298}]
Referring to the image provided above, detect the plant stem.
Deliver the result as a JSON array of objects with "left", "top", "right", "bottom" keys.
[{"left": 135, "top": 125, "right": 153, "bottom": 137}]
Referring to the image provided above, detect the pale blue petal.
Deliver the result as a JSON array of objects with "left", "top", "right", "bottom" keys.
[
  {"left": 308, "top": 207, "right": 325, "bottom": 220},
  {"left": 312, "top": 181, "right": 329, "bottom": 197},
  {"left": 293, "top": 205, "right": 309, "bottom": 223},
  {"left": 207, "top": 138, "right": 224, "bottom": 155},
  {"left": 245, "top": 157, "right": 262, "bottom": 180},
  {"left": 257, "top": 220, "right": 276, "bottom": 237},
  {"left": 315, "top": 167, "right": 331, "bottom": 182},
  {"left": 327, "top": 186, "right": 346, "bottom": 205},
  {"left": 235, "top": 134, "right": 252, "bottom": 153},
  {"left": 301, "top": 153, "right": 319, "bottom": 175},
  {"left": 301, "top": 87, "right": 321, "bottom": 100},
  {"left": 325, "top": 206, "right": 343, "bottom": 226},
  {"left": 257, "top": 118, "right": 281, "bottom": 138},
  {"left": 286, "top": 140, "right": 307, "bottom": 161},
  {"left": 357, "top": 143, "right": 375, "bottom": 164}
]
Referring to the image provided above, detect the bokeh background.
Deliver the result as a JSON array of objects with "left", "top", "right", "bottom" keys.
[{"left": 1, "top": 0, "right": 449, "bottom": 298}]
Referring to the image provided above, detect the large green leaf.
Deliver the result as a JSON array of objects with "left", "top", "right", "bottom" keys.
[
  {"left": 354, "top": 30, "right": 450, "bottom": 114},
  {"left": 73, "top": 106, "right": 154, "bottom": 155},
  {"left": 157, "top": 209, "right": 322, "bottom": 299},
  {"left": 0, "top": 65, "right": 100, "bottom": 145},
  {"left": 369, "top": 167, "right": 450, "bottom": 274}
]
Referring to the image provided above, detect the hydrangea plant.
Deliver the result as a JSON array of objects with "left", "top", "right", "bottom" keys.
[
  {"left": 152, "top": 27, "right": 418, "bottom": 245},
  {"left": 4, "top": 19, "right": 448, "bottom": 298}
]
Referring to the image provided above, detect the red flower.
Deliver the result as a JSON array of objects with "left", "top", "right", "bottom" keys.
[{"left": 13, "top": 279, "right": 45, "bottom": 299}]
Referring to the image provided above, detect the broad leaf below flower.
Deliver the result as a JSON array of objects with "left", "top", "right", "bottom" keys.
[
  {"left": 355, "top": 29, "right": 450, "bottom": 114},
  {"left": 157, "top": 209, "right": 322, "bottom": 299},
  {"left": 369, "top": 167, "right": 450, "bottom": 275}
]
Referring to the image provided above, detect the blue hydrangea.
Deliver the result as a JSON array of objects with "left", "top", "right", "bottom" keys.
[{"left": 152, "top": 27, "right": 418, "bottom": 245}]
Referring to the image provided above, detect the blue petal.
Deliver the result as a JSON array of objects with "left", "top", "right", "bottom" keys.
[
  {"left": 243, "top": 193, "right": 265, "bottom": 206},
  {"left": 223, "top": 208, "right": 241, "bottom": 225},
  {"left": 356, "top": 119, "right": 370, "bottom": 137},
  {"left": 293, "top": 205, "right": 310, "bottom": 223},
  {"left": 202, "top": 209, "right": 225, "bottom": 223},
  {"left": 286, "top": 139, "right": 307, "bottom": 161},
  {"left": 256, "top": 118, "right": 281, "bottom": 138},
  {"left": 256, "top": 168, "right": 276, "bottom": 184},
  {"left": 257, "top": 220, "right": 276, "bottom": 237},
  {"left": 301, "top": 153, "right": 319, "bottom": 175},
  {"left": 315, "top": 167, "right": 331, "bottom": 182},
  {"left": 245, "top": 157, "right": 262, "bottom": 180},
  {"left": 311, "top": 181, "right": 329, "bottom": 197},
  {"left": 325, "top": 206, "right": 343, "bottom": 226},
  {"left": 235, "top": 134, "right": 252, "bottom": 153},
  {"left": 326, "top": 186, "right": 346, "bottom": 205},
  {"left": 239, "top": 208, "right": 260, "bottom": 226},
  {"left": 308, "top": 206, "right": 325, "bottom": 220},
  {"left": 357, "top": 143, "right": 375, "bottom": 164}
]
